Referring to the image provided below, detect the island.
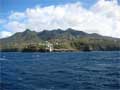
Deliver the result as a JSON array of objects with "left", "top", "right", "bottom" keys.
[{"left": 0, "top": 28, "right": 120, "bottom": 52}]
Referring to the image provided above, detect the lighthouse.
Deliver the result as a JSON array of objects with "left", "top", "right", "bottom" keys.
[{"left": 45, "top": 41, "right": 53, "bottom": 52}]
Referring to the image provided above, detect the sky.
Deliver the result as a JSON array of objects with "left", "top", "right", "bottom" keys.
[{"left": 0, "top": 0, "right": 120, "bottom": 38}]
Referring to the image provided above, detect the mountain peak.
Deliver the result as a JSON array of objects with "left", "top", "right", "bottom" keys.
[
  {"left": 66, "top": 28, "right": 75, "bottom": 31},
  {"left": 24, "top": 29, "right": 32, "bottom": 33}
]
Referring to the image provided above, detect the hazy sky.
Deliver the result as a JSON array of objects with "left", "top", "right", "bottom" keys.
[{"left": 0, "top": 0, "right": 120, "bottom": 38}]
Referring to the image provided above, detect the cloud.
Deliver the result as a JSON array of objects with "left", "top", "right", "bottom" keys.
[
  {"left": 4, "top": 21, "right": 26, "bottom": 32},
  {"left": 2, "top": 0, "right": 120, "bottom": 38},
  {"left": 8, "top": 12, "right": 26, "bottom": 21},
  {"left": 0, "top": 19, "right": 6, "bottom": 24},
  {"left": 91, "top": 0, "right": 120, "bottom": 37},
  {"left": 0, "top": 31, "right": 12, "bottom": 38}
]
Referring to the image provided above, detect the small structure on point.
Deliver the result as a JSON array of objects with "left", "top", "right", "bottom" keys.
[{"left": 45, "top": 41, "right": 53, "bottom": 52}]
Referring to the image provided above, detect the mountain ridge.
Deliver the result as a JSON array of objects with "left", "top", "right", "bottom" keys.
[{"left": 1, "top": 28, "right": 118, "bottom": 40}]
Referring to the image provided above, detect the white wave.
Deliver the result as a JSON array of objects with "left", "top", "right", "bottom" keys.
[{"left": 0, "top": 58, "right": 8, "bottom": 61}]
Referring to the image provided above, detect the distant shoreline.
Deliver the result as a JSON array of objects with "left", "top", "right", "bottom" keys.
[
  {"left": 0, "top": 49, "right": 78, "bottom": 52},
  {"left": 1, "top": 49, "right": 120, "bottom": 52}
]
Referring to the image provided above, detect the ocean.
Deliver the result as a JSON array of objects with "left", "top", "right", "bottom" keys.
[{"left": 0, "top": 51, "right": 120, "bottom": 90}]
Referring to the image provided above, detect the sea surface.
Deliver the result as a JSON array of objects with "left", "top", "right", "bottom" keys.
[{"left": 0, "top": 51, "right": 120, "bottom": 90}]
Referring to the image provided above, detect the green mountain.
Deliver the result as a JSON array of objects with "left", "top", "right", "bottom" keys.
[{"left": 0, "top": 28, "right": 120, "bottom": 52}]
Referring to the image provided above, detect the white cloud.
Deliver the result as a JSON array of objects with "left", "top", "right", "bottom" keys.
[
  {"left": 0, "top": 19, "right": 6, "bottom": 24},
  {"left": 91, "top": 0, "right": 120, "bottom": 37},
  {"left": 4, "top": 21, "right": 26, "bottom": 32},
  {"left": 0, "top": 31, "right": 12, "bottom": 38},
  {"left": 8, "top": 12, "right": 26, "bottom": 21},
  {"left": 3, "top": 0, "right": 120, "bottom": 38}
]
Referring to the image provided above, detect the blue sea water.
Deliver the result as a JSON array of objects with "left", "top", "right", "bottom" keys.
[{"left": 0, "top": 51, "right": 120, "bottom": 90}]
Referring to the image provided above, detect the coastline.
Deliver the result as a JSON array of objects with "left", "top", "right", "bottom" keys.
[{"left": 1, "top": 49, "right": 120, "bottom": 52}]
